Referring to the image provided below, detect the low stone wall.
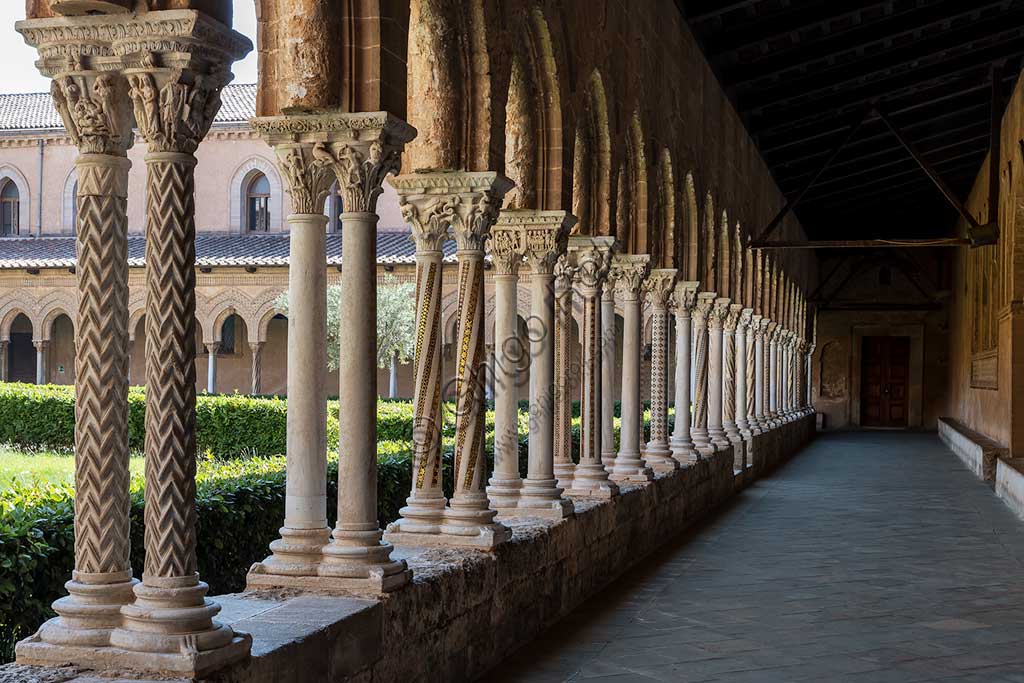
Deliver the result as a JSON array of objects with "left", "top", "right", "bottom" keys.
[
  {"left": 938, "top": 417, "right": 1006, "bottom": 482},
  {"left": 996, "top": 458, "right": 1024, "bottom": 521},
  {"left": 1, "top": 415, "right": 815, "bottom": 683}
]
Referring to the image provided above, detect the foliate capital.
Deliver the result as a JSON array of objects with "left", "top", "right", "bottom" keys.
[
  {"left": 738, "top": 307, "right": 754, "bottom": 332},
  {"left": 692, "top": 292, "right": 717, "bottom": 327},
  {"left": 670, "top": 280, "right": 700, "bottom": 313},
  {"left": 722, "top": 303, "right": 744, "bottom": 333},
  {"left": 268, "top": 142, "right": 336, "bottom": 215},
  {"left": 252, "top": 112, "right": 415, "bottom": 214},
  {"left": 610, "top": 254, "right": 651, "bottom": 300},
  {"left": 708, "top": 297, "right": 732, "bottom": 330},
  {"left": 567, "top": 235, "right": 616, "bottom": 296},
  {"left": 390, "top": 171, "right": 512, "bottom": 253},
  {"left": 750, "top": 313, "right": 764, "bottom": 339},
  {"left": 644, "top": 268, "right": 678, "bottom": 310}
]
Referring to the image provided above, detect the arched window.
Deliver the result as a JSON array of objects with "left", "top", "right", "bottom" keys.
[
  {"left": 1, "top": 180, "right": 20, "bottom": 237},
  {"left": 246, "top": 173, "right": 271, "bottom": 232}
]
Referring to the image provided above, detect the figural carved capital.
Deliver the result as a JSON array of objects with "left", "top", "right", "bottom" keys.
[
  {"left": 610, "top": 254, "right": 651, "bottom": 301},
  {"left": 671, "top": 280, "right": 700, "bottom": 314},
  {"left": 390, "top": 171, "right": 513, "bottom": 253},
  {"left": 708, "top": 298, "right": 732, "bottom": 330},
  {"left": 252, "top": 112, "right": 416, "bottom": 214},
  {"left": 488, "top": 223, "right": 525, "bottom": 275},
  {"left": 126, "top": 68, "right": 230, "bottom": 154},
  {"left": 693, "top": 292, "right": 717, "bottom": 328},
  {"left": 495, "top": 210, "right": 574, "bottom": 276},
  {"left": 567, "top": 235, "right": 616, "bottom": 297},
  {"left": 644, "top": 269, "right": 678, "bottom": 310},
  {"left": 750, "top": 314, "right": 764, "bottom": 339},
  {"left": 49, "top": 72, "right": 135, "bottom": 155},
  {"left": 723, "top": 303, "right": 744, "bottom": 333},
  {"left": 554, "top": 254, "right": 577, "bottom": 294},
  {"left": 738, "top": 308, "right": 754, "bottom": 332}
]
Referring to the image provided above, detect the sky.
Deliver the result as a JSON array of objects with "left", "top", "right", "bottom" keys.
[{"left": 0, "top": 3, "right": 259, "bottom": 94}]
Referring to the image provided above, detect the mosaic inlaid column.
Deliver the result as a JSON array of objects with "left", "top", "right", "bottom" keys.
[
  {"left": 691, "top": 292, "right": 716, "bottom": 457},
  {"left": 246, "top": 127, "right": 335, "bottom": 582},
  {"left": 670, "top": 281, "right": 699, "bottom": 462},
  {"left": 553, "top": 255, "right": 577, "bottom": 488},
  {"left": 707, "top": 298, "right": 731, "bottom": 451},
  {"left": 112, "top": 33, "right": 251, "bottom": 672},
  {"left": 609, "top": 254, "right": 654, "bottom": 483},
  {"left": 518, "top": 210, "right": 575, "bottom": 518},
  {"left": 318, "top": 116, "right": 415, "bottom": 588},
  {"left": 249, "top": 342, "right": 263, "bottom": 395},
  {"left": 567, "top": 236, "right": 619, "bottom": 498},
  {"left": 722, "top": 303, "right": 743, "bottom": 464},
  {"left": 486, "top": 219, "right": 526, "bottom": 514},
  {"left": 440, "top": 172, "right": 513, "bottom": 548},
  {"left": 642, "top": 268, "right": 679, "bottom": 473},
  {"left": 600, "top": 269, "right": 619, "bottom": 470},
  {"left": 736, "top": 308, "right": 753, "bottom": 443},
  {"left": 11, "top": 38, "right": 138, "bottom": 659}
]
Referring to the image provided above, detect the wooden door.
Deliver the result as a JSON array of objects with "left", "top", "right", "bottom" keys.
[{"left": 861, "top": 336, "right": 910, "bottom": 427}]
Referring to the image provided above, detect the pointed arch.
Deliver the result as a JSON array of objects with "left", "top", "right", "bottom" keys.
[
  {"left": 701, "top": 192, "right": 715, "bottom": 291},
  {"left": 626, "top": 113, "right": 647, "bottom": 255},
  {"left": 528, "top": 7, "right": 563, "bottom": 209},
  {"left": 0, "top": 164, "right": 30, "bottom": 236},
  {"left": 572, "top": 70, "right": 612, "bottom": 235},
  {"left": 718, "top": 210, "right": 731, "bottom": 296},
  {"left": 684, "top": 172, "right": 698, "bottom": 281},
  {"left": 504, "top": 52, "right": 539, "bottom": 208},
  {"left": 656, "top": 148, "right": 675, "bottom": 269}
]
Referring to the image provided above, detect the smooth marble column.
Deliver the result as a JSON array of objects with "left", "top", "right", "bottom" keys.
[
  {"left": 205, "top": 343, "right": 218, "bottom": 394},
  {"left": 754, "top": 318, "right": 768, "bottom": 432},
  {"left": 768, "top": 324, "right": 780, "bottom": 427},
  {"left": 707, "top": 298, "right": 731, "bottom": 450},
  {"left": 553, "top": 255, "right": 577, "bottom": 488},
  {"left": 600, "top": 273, "right": 619, "bottom": 470},
  {"left": 34, "top": 340, "right": 48, "bottom": 385},
  {"left": 670, "top": 281, "right": 699, "bottom": 462},
  {"left": 610, "top": 254, "right": 653, "bottom": 483},
  {"left": 642, "top": 268, "right": 679, "bottom": 473},
  {"left": 691, "top": 292, "right": 716, "bottom": 457},
  {"left": 567, "top": 236, "right": 619, "bottom": 498}
]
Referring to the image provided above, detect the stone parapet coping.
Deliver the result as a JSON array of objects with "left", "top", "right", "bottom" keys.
[
  {"left": 937, "top": 417, "right": 1007, "bottom": 482},
  {"left": 1, "top": 416, "right": 816, "bottom": 683}
]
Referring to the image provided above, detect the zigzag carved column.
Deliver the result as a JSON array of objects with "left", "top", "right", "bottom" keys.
[
  {"left": 249, "top": 342, "right": 263, "bottom": 395},
  {"left": 552, "top": 254, "right": 577, "bottom": 488},
  {"left": 669, "top": 281, "right": 699, "bottom": 462},
  {"left": 642, "top": 268, "right": 679, "bottom": 473},
  {"left": 609, "top": 254, "right": 653, "bottom": 484},
  {"left": 746, "top": 314, "right": 762, "bottom": 437},
  {"left": 691, "top": 292, "right": 716, "bottom": 457},
  {"left": 567, "top": 236, "right": 619, "bottom": 498},
  {"left": 108, "top": 16, "right": 252, "bottom": 675},
  {"left": 11, "top": 38, "right": 139, "bottom": 661}
]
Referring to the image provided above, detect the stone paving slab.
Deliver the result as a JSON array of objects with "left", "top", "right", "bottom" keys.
[{"left": 490, "top": 432, "right": 1024, "bottom": 683}]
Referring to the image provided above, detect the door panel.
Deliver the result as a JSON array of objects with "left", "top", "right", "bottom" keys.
[{"left": 861, "top": 336, "right": 910, "bottom": 428}]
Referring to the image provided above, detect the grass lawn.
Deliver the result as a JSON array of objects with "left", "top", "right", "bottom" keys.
[{"left": 0, "top": 447, "right": 145, "bottom": 487}]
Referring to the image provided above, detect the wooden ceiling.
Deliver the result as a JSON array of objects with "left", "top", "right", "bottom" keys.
[{"left": 677, "top": 0, "right": 1024, "bottom": 242}]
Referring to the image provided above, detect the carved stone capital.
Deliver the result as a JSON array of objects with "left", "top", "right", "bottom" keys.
[
  {"left": 692, "top": 292, "right": 717, "bottom": 328},
  {"left": 44, "top": 72, "right": 134, "bottom": 155},
  {"left": 126, "top": 68, "right": 230, "bottom": 154},
  {"left": 723, "top": 303, "right": 743, "bottom": 333},
  {"left": 671, "top": 280, "right": 700, "bottom": 313},
  {"left": 390, "top": 171, "right": 513, "bottom": 253},
  {"left": 751, "top": 314, "right": 764, "bottom": 340},
  {"left": 610, "top": 254, "right": 651, "bottom": 301},
  {"left": 488, "top": 224, "right": 524, "bottom": 275},
  {"left": 554, "top": 254, "right": 577, "bottom": 294},
  {"left": 567, "top": 235, "right": 616, "bottom": 296},
  {"left": 252, "top": 112, "right": 416, "bottom": 214},
  {"left": 708, "top": 298, "right": 732, "bottom": 330},
  {"left": 495, "top": 210, "right": 574, "bottom": 275},
  {"left": 644, "top": 268, "right": 678, "bottom": 310},
  {"left": 738, "top": 308, "right": 754, "bottom": 332},
  {"left": 270, "top": 142, "right": 336, "bottom": 215}
]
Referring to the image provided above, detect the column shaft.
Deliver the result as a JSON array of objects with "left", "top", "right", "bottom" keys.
[
  {"left": 691, "top": 293, "right": 715, "bottom": 456},
  {"left": 487, "top": 265, "right": 523, "bottom": 509},
  {"left": 600, "top": 285, "right": 617, "bottom": 468},
  {"left": 35, "top": 341, "right": 47, "bottom": 384},
  {"left": 249, "top": 342, "right": 263, "bottom": 395},
  {"left": 205, "top": 343, "right": 218, "bottom": 394},
  {"left": 0, "top": 340, "right": 8, "bottom": 382},
  {"left": 553, "top": 258, "right": 576, "bottom": 487},
  {"left": 707, "top": 299, "right": 730, "bottom": 450},
  {"left": 670, "top": 282, "right": 698, "bottom": 462}
]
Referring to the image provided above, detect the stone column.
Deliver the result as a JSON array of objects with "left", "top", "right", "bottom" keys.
[
  {"left": 205, "top": 342, "right": 218, "bottom": 394},
  {"left": 516, "top": 210, "right": 574, "bottom": 518},
  {"left": 249, "top": 342, "right": 263, "bottom": 395},
  {"left": 385, "top": 172, "right": 461, "bottom": 540},
  {"left": 318, "top": 115, "right": 415, "bottom": 589},
  {"left": 553, "top": 255, "right": 577, "bottom": 488},
  {"left": 722, "top": 304, "right": 743, "bottom": 464},
  {"left": 486, "top": 220, "right": 525, "bottom": 514},
  {"left": 767, "top": 323, "right": 780, "bottom": 427},
  {"left": 567, "top": 236, "right": 619, "bottom": 498},
  {"left": 600, "top": 270, "right": 619, "bottom": 470},
  {"left": 747, "top": 314, "right": 762, "bottom": 436},
  {"left": 0, "top": 339, "right": 8, "bottom": 382},
  {"left": 806, "top": 342, "right": 816, "bottom": 416},
  {"left": 111, "top": 27, "right": 251, "bottom": 671},
  {"left": 246, "top": 130, "right": 335, "bottom": 582},
  {"left": 753, "top": 317, "right": 768, "bottom": 432},
  {"left": 707, "top": 298, "right": 731, "bottom": 450},
  {"left": 34, "top": 340, "right": 48, "bottom": 384},
  {"left": 670, "top": 281, "right": 699, "bottom": 462},
  {"left": 642, "top": 268, "right": 679, "bottom": 473},
  {"left": 484, "top": 346, "right": 495, "bottom": 401},
  {"left": 609, "top": 254, "right": 654, "bottom": 483},
  {"left": 690, "top": 292, "right": 716, "bottom": 457},
  {"left": 736, "top": 308, "right": 753, "bottom": 443},
  {"left": 441, "top": 172, "right": 513, "bottom": 548},
  {"left": 11, "top": 48, "right": 138, "bottom": 659}
]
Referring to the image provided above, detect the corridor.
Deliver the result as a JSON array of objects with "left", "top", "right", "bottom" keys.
[{"left": 494, "top": 433, "right": 1024, "bottom": 682}]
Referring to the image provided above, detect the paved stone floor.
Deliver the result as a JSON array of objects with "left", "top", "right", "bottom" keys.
[{"left": 492, "top": 432, "right": 1024, "bottom": 682}]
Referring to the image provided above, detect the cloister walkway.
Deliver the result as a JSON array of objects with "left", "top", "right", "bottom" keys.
[{"left": 493, "top": 432, "right": 1024, "bottom": 682}]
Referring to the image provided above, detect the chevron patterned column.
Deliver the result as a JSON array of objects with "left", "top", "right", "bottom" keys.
[{"left": 249, "top": 342, "right": 263, "bottom": 395}]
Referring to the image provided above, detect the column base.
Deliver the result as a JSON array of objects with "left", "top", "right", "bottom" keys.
[
  {"left": 30, "top": 571, "right": 138, "bottom": 649},
  {"left": 513, "top": 478, "right": 574, "bottom": 519},
  {"left": 388, "top": 492, "right": 448, "bottom": 536},
  {"left": 436, "top": 494, "right": 512, "bottom": 549},
  {"left": 486, "top": 476, "right": 523, "bottom": 511},
  {"left": 553, "top": 461, "right": 575, "bottom": 490},
  {"left": 643, "top": 442, "right": 679, "bottom": 473},
  {"left": 259, "top": 526, "right": 331, "bottom": 576},
  {"left": 317, "top": 527, "right": 412, "bottom": 593},
  {"left": 602, "top": 451, "right": 617, "bottom": 472},
  {"left": 567, "top": 463, "right": 620, "bottom": 498},
  {"left": 610, "top": 453, "right": 654, "bottom": 484}
]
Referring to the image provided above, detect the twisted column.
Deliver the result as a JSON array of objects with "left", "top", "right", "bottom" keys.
[
  {"left": 670, "top": 281, "right": 699, "bottom": 463},
  {"left": 691, "top": 292, "right": 716, "bottom": 457},
  {"left": 320, "top": 119, "right": 414, "bottom": 588},
  {"left": 553, "top": 255, "right": 577, "bottom": 488},
  {"left": 517, "top": 210, "right": 575, "bottom": 518},
  {"left": 754, "top": 317, "right": 768, "bottom": 432},
  {"left": 486, "top": 220, "right": 526, "bottom": 514},
  {"left": 442, "top": 172, "right": 513, "bottom": 548},
  {"left": 249, "top": 342, "right": 263, "bottom": 395},
  {"left": 642, "top": 268, "right": 679, "bottom": 473},
  {"left": 748, "top": 315, "right": 763, "bottom": 436},
  {"left": 567, "top": 236, "right": 619, "bottom": 498},
  {"left": 707, "top": 298, "right": 731, "bottom": 451},
  {"left": 722, "top": 304, "right": 743, "bottom": 464},
  {"left": 600, "top": 270, "right": 619, "bottom": 470},
  {"left": 609, "top": 254, "right": 653, "bottom": 483},
  {"left": 736, "top": 308, "right": 753, "bottom": 444}
]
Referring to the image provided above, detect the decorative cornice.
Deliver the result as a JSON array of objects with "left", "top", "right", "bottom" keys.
[
  {"left": 250, "top": 111, "right": 415, "bottom": 146},
  {"left": 610, "top": 254, "right": 650, "bottom": 300}
]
